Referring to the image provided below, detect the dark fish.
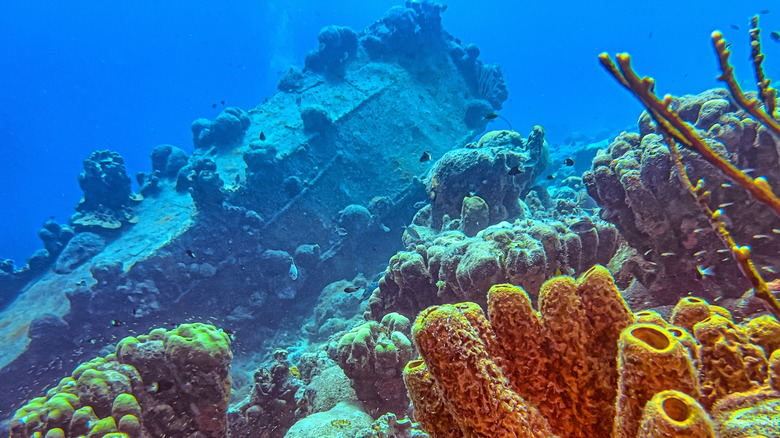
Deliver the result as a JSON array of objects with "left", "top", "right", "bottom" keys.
[
  {"left": 731, "top": 24, "right": 740, "bottom": 30},
  {"left": 132, "top": 308, "right": 141, "bottom": 317},
  {"left": 158, "top": 380, "right": 175, "bottom": 391},
  {"left": 49, "top": 216, "right": 55, "bottom": 219},
  {"left": 220, "top": 100, "right": 225, "bottom": 105},
  {"left": 344, "top": 286, "right": 361, "bottom": 293},
  {"left": 564, "top": 158, "right": 575, "bottom": 166},
  {"left": 547, "top": 174, "right": 556, "bottom": 180},
  {"left": 568, "top": 219, "right": 595, "bottom": 233},
  {"left": 771, "top": 31, "right": 780, "bottom": 42},
  {"left": 404, "top": 226, "right": 421, "bottom": 240},
  {"left": 110, "top": 319, "right": 124, "bottom": 327},
  {"left": 508, "top": 166, "right": 522, "bottom": 175},
  {"left": 649, "top": 31, "right": 652, "bottom": 39},
  {"left": 186, "top": 249, "right": 196, "bottom": 259},
  {"left": 483, "top": 112, "right": 499, "bottom": 120},
  {"left": 259, "top": 131, "right": 266, "bottom": 141},
  {"left": 211, "top": 103, "right": 217, "bottom": 108},
  {"left": 420, "top": 150, "right": 431, "bottom": 162},
  {"left": 760, "top": 9, "right": 770, "bottom": 15}
]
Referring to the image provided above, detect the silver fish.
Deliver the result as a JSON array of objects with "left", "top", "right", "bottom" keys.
[{"left": 289, "top": 259, "right": 298, "bottom": 281}]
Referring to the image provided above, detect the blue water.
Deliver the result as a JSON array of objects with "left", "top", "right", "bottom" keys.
[{"left": 1, "top": 0, "right": 776, "bottom": 264}]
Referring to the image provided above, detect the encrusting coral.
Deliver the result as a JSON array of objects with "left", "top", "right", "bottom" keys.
[
  {"left": 10, "top": 323, "right": 232, "bottom": 438},
  {"left": 406, "top": 266, "right": 780, "bottom": 438}
]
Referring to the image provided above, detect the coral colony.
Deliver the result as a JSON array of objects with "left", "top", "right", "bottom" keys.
[{"left": 3, "top": 3, "right": 780, "bottom": 438}]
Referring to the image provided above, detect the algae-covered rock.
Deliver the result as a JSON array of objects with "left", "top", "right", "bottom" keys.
[{"left": 284, "top": 402, "right": 373, "bottom": 438}]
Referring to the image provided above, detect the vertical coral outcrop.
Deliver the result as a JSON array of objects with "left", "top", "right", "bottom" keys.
[{"left": 10, "top": 323, "right": 232, "bottom": 438}]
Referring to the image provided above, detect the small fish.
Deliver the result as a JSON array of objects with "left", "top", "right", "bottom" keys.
[
  {"left": 132, "top": 308, "right": 141, "bottom": 317},
  {"left": 289, "top": 259, "right": 298, "bottom": 281},
  {"left": 649, "top": 31, "right": 653, "bottom": 39},
  {"left": 554, "top": 269, "right": 562, "bottom": 277},
  {"left": 483, "top": 112, "right": 499, "bottom": 120},
  {"left": 718, "top": 202, "right": 734, "bottom": 208},
  {"left": 773, "top": 228, "right": 780, "bottom": 234},
  {"left": 413, "top": 200, "right": 427, "bottom": 209},
  {"left": 564, "top": 157, "right": 575, "bottom": 166},
  {"left": 87, "top": 338, "right": 97, "bottom": 345},
  {"left": 259, "top": 131, "right": 266, "bottom": 141},
  {"left": 761, "top": 266, "right": 777, "bottom": 274},
  {"left": 771, "top": 31, "right": 780, "bottom": 43},
  {"left": 110, "top": 319, "right": 124, "bottom": 327},
  {"left": 714, "top": 296, "right": 723, "bottom": 302},
  {"left": 661, "top": 252, "right": 676, "bottom": 257},
  {"left": 754, "top": 234, "right": 771, "bottom": 239},
  {"left": 696, "top": 265, "right": 715, "bottom": 279},
  {"left": 693, "top": 228, "right": 706, "bottom": 234},
  {"left": 717, "top": 248, "right": 731, "bottom": 253},
  {"left": 730, "top": 24, "right": 740, "bottom": 30},
  {"left": 644, "top": 250, "right": 653, "bottom": 256},
  {"left": 211, "top": 103, "right": 217, "bottom": 109},
  {"left": 186, "top": 249, "right": 196, "bottom": 259},
  {"left": 694, "top": 250, "right": 707, "bottom": 257},
  {"left": 336, "top": 227, "right": 348, "bottom": 236},
  {"left": 743, "top": 168, "right": 756, "bottom": 174},
  {"left": 568, "top": 219, "right": 595, "bottom": 233},
  {"left": 49, "top": 215, "right": 55, "bottom": 219},
  {"left": 220, "top": 100, "right": 225, "bottom": 105},
  {"left": 379, "top": 223, "right": 390, "bottom": 233},
  {"left": 404, "top": 226, "right": 421, "bottom": 240},
  {"left": 546, "top": 174, "right": 556, "bottom": 180},
  {"left": 344, "top": 286, "right": 361, "bottom": 293},
  {"left": 221, "top": 328, "right": 235, "bottom": 340},
  {"left": 722, "top": 258, "right": 731, "bottom": 262},
  {"left": 760, "top": 9, "right": 771, "bottom": 15},
  {"left": 721, "top": 183, "right": 732, "bottom": 188},
  {"left": 508, "top": 166, "right": 522, "bottom": 176},
  {"left": 420, "top": 150, "right": 432, "bottom": 162}
]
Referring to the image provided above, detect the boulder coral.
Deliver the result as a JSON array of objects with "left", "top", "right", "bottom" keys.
[
  {"left": 10, "top": 323, "right": 232, "bottom": 438},
  {"left": 365, "top": 216, "right": 618, "bottom": 322},
  {"left": 70, "top": 150, "right": 140, "bottom": 233},
  {"left": 426, "top": 129, "right": 549, "bottom": 230},
  {"left": 336, "top": 313, "right": 413, "bottom": 418},
  {"left": 583, "top": 89, "right": 780, "bottom": 301},
  {"left": 406, "top": 266, "right": 780, "bottom": 438}
]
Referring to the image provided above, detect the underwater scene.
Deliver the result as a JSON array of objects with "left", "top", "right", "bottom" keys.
[{"left": 3, "top": 0, "right": 780, "bottom": 437}]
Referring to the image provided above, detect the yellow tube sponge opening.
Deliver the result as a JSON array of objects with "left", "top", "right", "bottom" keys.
[
  {"left": 637, "top": 390, "right": 715, "bottom": 437},
  {"left": 614, "top": 324, "right": 701, "bottom": 438}
]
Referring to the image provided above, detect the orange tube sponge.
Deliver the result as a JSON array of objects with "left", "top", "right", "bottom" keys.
[
  {"left": 412, "top": 303, "right": 555, "bottom": 437},
  {"left": 670, "top": 297, "right": 731, "bottom": 334},
  {"left": 485, "top": 265, "right": 634, "bottom": 438},
  {"left": 741, "top": 314, "right": 780, "bottom": 357},
  {"left": 637, "top": 390, "right": 715, "bottom": 438},
  {"left": 613, "top": 324, "right": 701, "bottom": 438},
  {"left": 486, "top": 284, "right": 547, "bottom": 407},
  {"left": 694, "top": 315, "right": 769, "bottom": 409},
  {"left": 402, "top": 358, "right": 461, "bottom": 438},
  {"left": 635, "top": 310, "right": 668, "bottom": 326}
]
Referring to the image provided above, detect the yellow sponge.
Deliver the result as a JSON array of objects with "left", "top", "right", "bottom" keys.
[
  {"left": 637, "top": 390, "right": 715, "bottom": 437},
  {"left": 613, "top": 324, "right": 701, "bottom": 438}
]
